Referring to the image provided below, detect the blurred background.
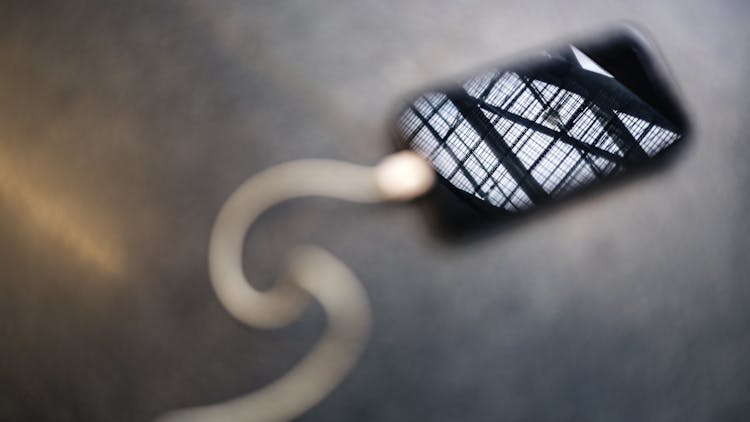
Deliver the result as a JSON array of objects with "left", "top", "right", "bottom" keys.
[{"left": 1, "top": 1, "right": 749, "bottom": 421}]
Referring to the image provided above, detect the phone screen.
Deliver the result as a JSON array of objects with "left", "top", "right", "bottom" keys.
[{"left": 394, "top": 27, "right": 689, "bottom": 238}]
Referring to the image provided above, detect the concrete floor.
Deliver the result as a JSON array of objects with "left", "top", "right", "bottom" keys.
[{"left": 1, "top": 1, "right": 749, "bottom": 421}]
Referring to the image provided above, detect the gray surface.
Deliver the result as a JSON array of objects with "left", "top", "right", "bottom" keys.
[{"left": 1, "top": 1, "right": 749, "bottom": 421}]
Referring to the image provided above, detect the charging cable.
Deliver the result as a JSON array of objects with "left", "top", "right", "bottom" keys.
[{"left": 158, "top": 151, "right": 434, "bottom": 422}]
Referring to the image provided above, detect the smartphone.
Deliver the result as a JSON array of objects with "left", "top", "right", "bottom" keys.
[{"left": 393, "top": 25, "right": 689, "bottom": 238}]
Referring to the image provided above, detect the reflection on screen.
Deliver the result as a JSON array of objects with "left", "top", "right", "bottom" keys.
[{"left": 397, "top": 42, "right": 684, "bottom": 213}]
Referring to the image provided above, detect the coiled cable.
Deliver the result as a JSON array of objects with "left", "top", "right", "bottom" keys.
[{"left": 157, "top": 152, "right": 434, "bottom": 422}]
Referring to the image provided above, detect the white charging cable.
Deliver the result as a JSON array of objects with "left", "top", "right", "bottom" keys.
[{"left": 157, "top": 151, "right": 434, "bottom": 422}]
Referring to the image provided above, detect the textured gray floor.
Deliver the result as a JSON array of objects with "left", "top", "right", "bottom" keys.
[{"left": 1, "top": 1, "right": 749, "bottom": 421}]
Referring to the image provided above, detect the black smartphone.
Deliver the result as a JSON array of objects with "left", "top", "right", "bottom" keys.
[{"left": 393, "top": 25, "right": 689, "bottom": 239}]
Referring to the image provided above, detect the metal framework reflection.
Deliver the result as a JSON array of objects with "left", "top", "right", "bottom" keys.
[{"left": 398, "top": 45, "right": 682, "bottom": 212}]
